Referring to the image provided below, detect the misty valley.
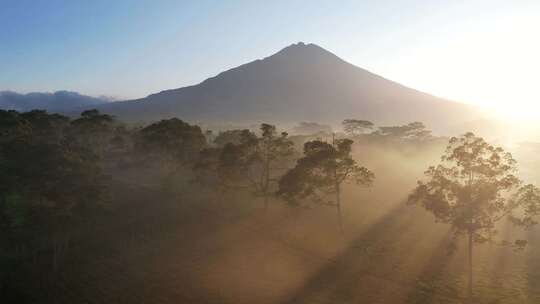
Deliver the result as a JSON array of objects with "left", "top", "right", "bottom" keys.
[
  {"left": 3, "top": 2, "right": 540, "bottom": 301},
  {"left": 2, "top": 108, "right": 540, "bottom": 304}
]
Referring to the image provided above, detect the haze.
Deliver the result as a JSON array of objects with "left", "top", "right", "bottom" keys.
[
  {"left": 3, "top": 2, "right": 540, "bottom": 304},
  {"left": 2, "top": 1, "right": 539, "bottom": 121}
]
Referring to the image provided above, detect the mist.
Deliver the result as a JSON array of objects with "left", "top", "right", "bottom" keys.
[{"left": 2, "top": 109, "right": 540, "bottom": 304}]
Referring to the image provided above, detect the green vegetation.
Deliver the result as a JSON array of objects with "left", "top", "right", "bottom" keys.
[
  {"left": 278, "top": 137, "right": 374, "bottom": 232},
  {"left": 408, "top": 132, "right": 540, "bottom": 301},
  {"left": 1, "top": 110, "right": 540, "bottom": 303}
]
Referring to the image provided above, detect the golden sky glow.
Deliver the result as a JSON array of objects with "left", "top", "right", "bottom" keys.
[{"left": 373, "top": 12, "right": 540, "bottom": 122}]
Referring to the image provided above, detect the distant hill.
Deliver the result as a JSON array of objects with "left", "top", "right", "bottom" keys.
[
  {"left": 0, "top": 91, "right": 109, "bottom": 113},
  {"left": 95, "top": 42, "right": 481, "bottom": 133}
]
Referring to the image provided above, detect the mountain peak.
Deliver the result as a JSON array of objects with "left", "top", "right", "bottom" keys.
[
  {"left": 273, "top": 42, "right": 333, "bottom": 57},
  {"left": 96, "top": 42, "right": 478, "bottom": 132},
  {"left": 283, "top": 41, "right": 308, "bottom": 49},
  {"left": 257, "top": 42, "right": 345, "bottom": 70}
]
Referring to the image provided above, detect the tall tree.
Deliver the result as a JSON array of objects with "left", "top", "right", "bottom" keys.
[
  {"left": 193, "top": 141, "right": 253, "bottom": 204},
  {"left": 193, "top": 124, "right": 294, "bottom": 209},
  {"left": 192, "top": 147, "right": 226, "bottom": 203},
  {"left": 135, "top": 118, "right": 206, "bottom": 165},
  {"left": 408, "top": 132, "right": 540, "bottom": 300},
  {"left": 135, "top": 118, "right": 207, "bottom": 192},
  {"left": 246, "top": 124, "right": 294, "bottom": 209},
  {"left": 342, "top": 119, "right": 374, "bottom": 136},
  {"left": 213, "top": 129, "right": 252, "bottom": 147},
  {"left": 0, "top": 110, "right": 110, "bottom": 271},
  {"left": 194, "top": 129, "right": 256, "bottom": 185},
  {"left": 278, "top": 137, "right": 374, "bottom": 232},
  {"left": 68, "top": 109, "right": 116, "bottom": 157}
]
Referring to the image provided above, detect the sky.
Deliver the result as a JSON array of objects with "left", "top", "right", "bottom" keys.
[{"left": 1, "top": 0, "right": 539, "bottom": 120}]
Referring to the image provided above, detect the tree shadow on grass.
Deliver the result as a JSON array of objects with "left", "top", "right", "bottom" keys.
[{"left": 281, "top": 202, "right": 423, "bottom": 304}]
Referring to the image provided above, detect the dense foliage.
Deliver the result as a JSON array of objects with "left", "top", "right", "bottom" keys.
[
  {"left": 408, "top": 132, "right": 540, "bottom": 299},
  {"left": 1, "top": 110, "right": 539, "bottom": 303}
]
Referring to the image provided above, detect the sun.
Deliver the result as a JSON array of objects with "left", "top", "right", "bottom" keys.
[
  {"left": 453, "top": 15, "right": 540, "bottom": 123},
  {"left": 381, "top": 11, "right": 540, "bottom": 123}
]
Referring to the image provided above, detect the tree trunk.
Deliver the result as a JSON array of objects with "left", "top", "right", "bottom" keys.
[
  {"left": 332, "top": 133, "right": 344, "bottom": 234},
  {"left": 468, "top": 231, "right": 473, "bottom": 301},
  {"left": 264, "top": 152, "right": 270, "bottom": 212},
  {"left": 336, "top": 182, "right": 344, "bottom": 234},
  {"left": 466, "top": 170, "right": 474, "bottom": 302}
]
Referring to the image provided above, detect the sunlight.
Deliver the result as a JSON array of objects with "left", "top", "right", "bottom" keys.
[
  {"left": 5, "top": 2, "right": 540, "bottom": 302},
  {"left": 451, "top": 14, "right": 540, "bottom": 122},
  {"left": 384, "top": 12, "right": 540, "bottom": 123}
]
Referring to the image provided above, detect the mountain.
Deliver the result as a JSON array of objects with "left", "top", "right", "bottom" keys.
[
  {"left": 0, "top": 91, "right": 109, "bottom": 113},
  {"left": 98, "top": 42, "right": 480, "bottom": 132}
]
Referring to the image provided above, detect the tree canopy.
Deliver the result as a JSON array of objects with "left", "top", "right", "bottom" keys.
[
  {"left": 135, "top": 118, "right": 206, "bottom": 164},
  {"left": 194, "top": 124, "right": 294, "bottom": 208},
  {"left": 342, "top": 119, "right": 374, "bottom": 136},
  {"left": 408, "top": 132, "right": 540, "bottom": 298},
  {"left": 278, "top": 138, "right": 374, "bottom": 231},
  {"left": 378, "top": 121, "right": 431, "bottom": 139},
  {"left": 213, "top": 129, "right": 256, "bottom": 147},
  {"left": 0, "top": 110, "right": 110, "bottom": 241}
]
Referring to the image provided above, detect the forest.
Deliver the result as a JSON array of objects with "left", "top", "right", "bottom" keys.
[{"left": 2, "top": 109, "right": 540, "bottom": 303}]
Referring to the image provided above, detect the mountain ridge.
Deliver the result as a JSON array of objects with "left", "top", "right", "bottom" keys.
[
  {"left": 7, "top": 42, "right": 482, "bottom": 133},
  {"left": 0, "top": 90, "right": 110, "bottom": 112},
  {"left": 98, "top": 42, "right": 479, "bottom": 132}
]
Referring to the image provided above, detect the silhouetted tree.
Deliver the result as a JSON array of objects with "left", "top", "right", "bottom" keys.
[
  {"left": 245, "top": 124, "right": 294, "bottom": 209},
  {"left": 194, "top": 124, "right": 293, "bottom": 209},
  {"left": 213, "top": 129, "right": 254, "bottom": 147},
  {"left": 136, "top": 118, "right": 206, "bottom": 165},
  {"left": 0, "top": 110, "right": 110, "bottom": 271},
  {"left": 408, "top": 132, "right": 540, "bottom": 300},
  {"left": 192, "top": 142, "right": 253, "bottom": 204},
  {"left": 193, "top": 147, "right": 224, "bottom": 202},
  {"left": 192, "top": 128, "right": 256, "bottom": 203},
  {"left": 378, "top": 121, "right": 431, "bottom": 139},
  {"left": 68, "top": 109, "right": 116, "bottom": 156},
  {"left": 278, "top": 137, "right": 374, "bottom": 232},
  {"left": 342, "top": 119, "right": 374, "bottom": 136}
]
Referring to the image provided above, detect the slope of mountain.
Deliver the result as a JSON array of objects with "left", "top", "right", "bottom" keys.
[
  {"left": 97, "top": 42, "right": 480, "bottom": 132},
  {"left": 0, "top": 91, "right": 109, "bottom": 112}
]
